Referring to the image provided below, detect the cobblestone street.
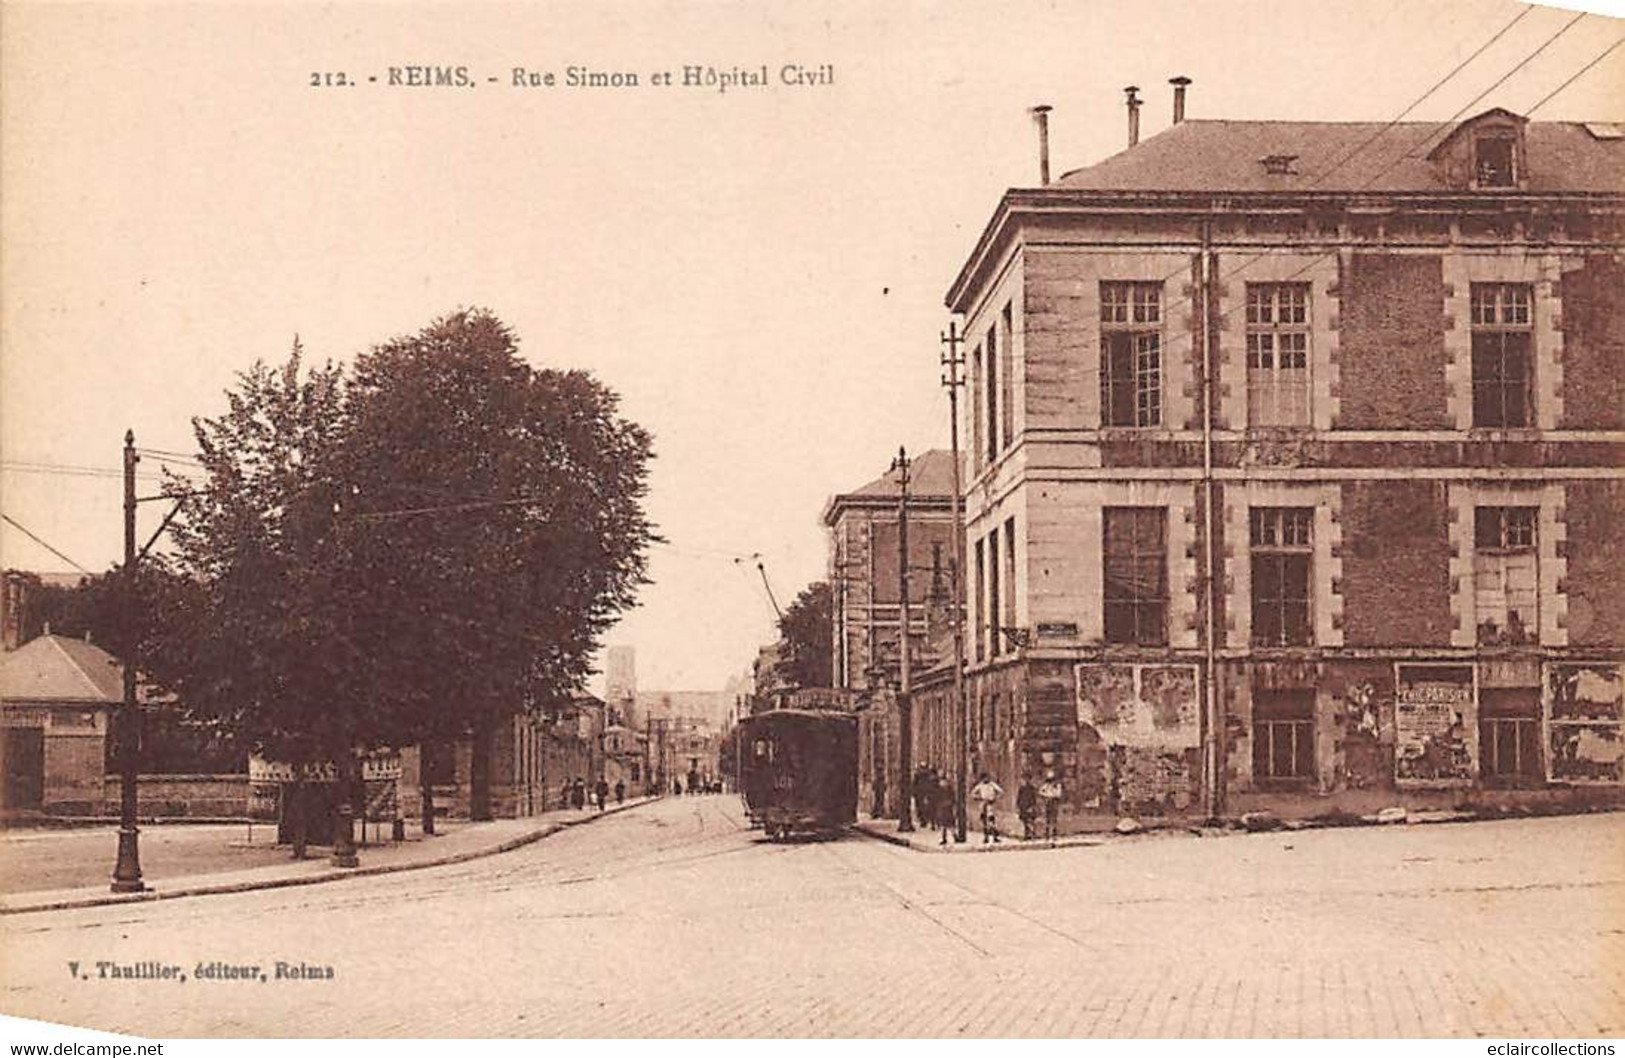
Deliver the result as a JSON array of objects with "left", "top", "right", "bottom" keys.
[{"left": 1, "top": 796, "right": 1620, "bottom": 1037}]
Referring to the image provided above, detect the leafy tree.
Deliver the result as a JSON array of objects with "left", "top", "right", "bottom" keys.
[
  {"left": 156, "top": 350, "right": 359, "bottom": 855},
  {"left": 156, "top": 311, "right": 657, "bottom": 845},
  {"left": 23, "top": 568, "right": 237, "bottom": 774},
  {"left": 777, "top": 581, "right": 833, "bottom": 689},
  {"left": 18, "top": 573, "right": 103, "bottom": 645},
  {"left": 340, "top": 309, "right": 656, "bottom": 820},
  {"left": 26, "top": 566, "right": 195, "bottom": 661}
]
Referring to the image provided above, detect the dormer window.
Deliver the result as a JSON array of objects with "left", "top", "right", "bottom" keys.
[
  {"left": 1425, "top": 108, "right": 1529, "bottom": 192},
  {"left": 1475, "top": 134, "right": 1517, "bottom": 188}
]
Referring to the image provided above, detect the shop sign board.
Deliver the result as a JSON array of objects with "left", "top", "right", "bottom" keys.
[{"left": 248, "top": 751, "right": 402, "bottom": 785}]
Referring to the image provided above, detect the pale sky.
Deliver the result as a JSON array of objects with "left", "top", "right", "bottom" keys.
[{"left": 2, "top": 0, "right": 1621, "bottom": 694}]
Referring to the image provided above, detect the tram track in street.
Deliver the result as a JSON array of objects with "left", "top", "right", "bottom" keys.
[{"left": 823, "top": 833, "right": 1103, "bottom": 959}]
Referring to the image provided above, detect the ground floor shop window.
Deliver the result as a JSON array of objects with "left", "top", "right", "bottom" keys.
[
  {"left": 1479, "top": 687, "right": 1542, "bottom": 785},
  {"left": 1252, "top": 688, "right": 1315, "bottom": 783}
]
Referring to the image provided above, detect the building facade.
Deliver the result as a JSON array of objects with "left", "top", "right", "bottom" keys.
[
  {"left": 937, "top": 96, "right": 1625, "bottom": 831},
  {"left": 824, "top": 450, "right": 959, "bottom": 692},
  {"left": 602, "top": 723, "right": 648, "bottom": 797},
  {"left": 823, "top": 451, "right": 962, "bottom": 817},
  {"left": 402, "top": 692, "right": 608, "bottom": 821}
]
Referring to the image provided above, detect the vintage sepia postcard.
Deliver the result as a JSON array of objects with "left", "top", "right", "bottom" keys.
[{"left": 1, "top": 0, "right": 1622, "bottom": 1046}]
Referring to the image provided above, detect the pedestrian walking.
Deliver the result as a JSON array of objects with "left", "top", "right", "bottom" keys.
[
  {"left": 971, "top": 772, "right": 1003, "bottom": 844},
  {"left": 614, "top": 779, "right": 626, "bottom": 804},
  {"left": 594, "top": 777, "right": 609, "bottom": 812},
  {"left": 1039, "top": 771, "right": 1063, "bottom": 844},
  {"left": 571, "top": 776, "right": 586, "bottom": 809},
  {"left": 673, "top": 778, "right": 683, "bottom": 796},
  {"left": 935, "top": 774, "right": 955, "bottom": 846},
  {"left": 912, "top": 766, "right": 936, "bottom": 830},
  {"left": 559, "top": 780, "right": 572, "bottom": 810},
  {"left": 1016, "top": 777, "right": 1039, "bottom": 841}
]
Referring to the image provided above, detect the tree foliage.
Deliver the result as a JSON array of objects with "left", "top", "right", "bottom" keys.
[
  {"left": 776, "top": 581, "right": 833, "bottom": 689},
  {"left": 21, "top": 568, "right": 240, "bottom": 774},
  {"left": 340, "top": 310, "right": 657, "bottom": 747},
  {"left": 153, "top": 310, "right": 658, "bottom": 770},
  {"left": 157, "top": 351, "right": 361, "bottom": 766}
]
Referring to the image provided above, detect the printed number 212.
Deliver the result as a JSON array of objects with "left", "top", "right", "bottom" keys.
[{"left": 310, "top": 72, "right": 350, "bottom": 87}]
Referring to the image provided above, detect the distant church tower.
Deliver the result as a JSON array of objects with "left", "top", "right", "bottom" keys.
[{"left": 605, "top": 646, "right": 637, "bottom": 724}]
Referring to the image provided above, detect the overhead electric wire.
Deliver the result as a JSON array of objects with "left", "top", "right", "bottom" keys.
[
  {"left": 1526, "top": 32, "right": 1625, "bottom": 116},
  {"left": 1037, "top": 7, "right": 1608, "bottom": 379},
  {"left": 1388, "top": 8, "right": 1590, "bottom": 165},
  {"left": 1117, "top": 3, "right": 1558, "bottom": 324},
  {"left": 136, "top": 447, "right": 206, "bottom": 462},
  {"left": 0, "top": 514, "right": 92, "bottom": 574},
  {"left": 1198, "top": 11, "right": 1601, "bottom": 306},
  {"left": 143, "top": 455, "right": 207, "bottom": 471},
  {"left": 349, "top": 496, "right": 554, "bottom": 520},
  {"left": 2, "top": 460, "right": 169, "bottom": 484},
  {"left": 1306, "top": 3, "right": 1536, "bottom": 185}
]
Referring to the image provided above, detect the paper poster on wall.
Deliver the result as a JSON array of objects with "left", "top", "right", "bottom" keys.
[
  {"left": 1394, "top": 663, "right": 1475, "bottom": 785},
  {"left": 1547, "top": 662, "right": 1624, "bottom": 785},
  {"left": 1075, "top": 663, "right": 1200, "bottom": 749}
]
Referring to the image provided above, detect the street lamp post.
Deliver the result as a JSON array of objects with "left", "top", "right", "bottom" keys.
[{"left": 111, "top": 431, "right": 145, "bottom": 893}]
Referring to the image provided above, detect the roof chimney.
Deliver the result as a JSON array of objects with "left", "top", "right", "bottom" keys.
[
  {"left": 1030, "top": 104, "right": 1053, "bottom": 185},
  {"left": 1170, "top": 75, "right": 1191, "bottom": 124},
  {"left": 1124, "top": 85, "right": 1142, "bottom": 147}
]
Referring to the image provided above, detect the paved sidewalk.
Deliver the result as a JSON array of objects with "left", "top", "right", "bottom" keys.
[
  {"left": 0, "top": 796, "right": 656, "bottom": 915},
  {"left": 850, "top": 807, "right": 1603, "bottom": 854},
  {"left": 855, "top": 815, "right": 1117, "bottom": 853}
]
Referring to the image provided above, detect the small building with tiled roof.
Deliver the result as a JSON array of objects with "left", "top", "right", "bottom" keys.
[{"left": 1, "top": 634, "right": 121, "bottom": 813}]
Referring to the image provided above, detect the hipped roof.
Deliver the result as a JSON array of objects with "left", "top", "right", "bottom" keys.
[
  {"left": 1055, "top": 116, "right": 1625, "bottom": 194},
  {"left": 1, "top": 635, "right": 123, "bottom": 704}
]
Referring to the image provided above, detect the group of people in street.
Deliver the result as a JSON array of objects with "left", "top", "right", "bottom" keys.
[
  {"left": 1016, "top": 772, "right": 1065, "bottom": 843},
  {"left": 909, "top": 766, "right": 958, "bottom": 845},
  {"left": 673, "top": 772, "right": 724, "bottom": 796},
  {"left": 559, "top": 775, "right": 627, "bottom": 812},
  {"left": 911, "top": 767, "right": 1065, "bottom": 846}
]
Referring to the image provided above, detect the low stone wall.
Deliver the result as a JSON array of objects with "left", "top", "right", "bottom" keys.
[{"left": 100, "top": 774, "right": 248, "bottom": 818}]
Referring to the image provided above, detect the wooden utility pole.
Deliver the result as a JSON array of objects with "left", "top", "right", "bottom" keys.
[
  {"left": 1199, "top": 219, "right": 1224, "bottom": 820},
  {"left": 892, "top": 446, "right": 914, "bottom": 832},
  {"left": 941, "top": 323, "right": 969, "bottom": 842},
  {"left": 111, "top": 431, "right": 144, "bottom": 893}
]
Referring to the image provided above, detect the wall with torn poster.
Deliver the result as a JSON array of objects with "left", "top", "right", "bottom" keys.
[
  {"left": 1075, "top": 662, "right": 1201, "bottom": 815},
  {"left": 1394, "top": 663, "right": 1477, "bottom": 786},
  {"left": 1547, "top": 662, "right": 1623, "bottom": 784}
]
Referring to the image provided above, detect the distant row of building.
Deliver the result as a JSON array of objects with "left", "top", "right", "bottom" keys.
[{"left": 0, "top": 575, "right": 725, "bottom": 825}]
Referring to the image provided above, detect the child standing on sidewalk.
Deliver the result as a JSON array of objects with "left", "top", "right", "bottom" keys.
[{"left": 1038, "top": 772, "right": 1063, "bottom": 844}]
